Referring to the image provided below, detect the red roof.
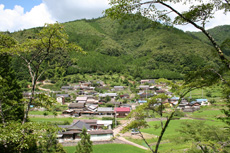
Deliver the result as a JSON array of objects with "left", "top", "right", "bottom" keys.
[{"left": 115, "top": 107, "right": 130, "bottom": 112}]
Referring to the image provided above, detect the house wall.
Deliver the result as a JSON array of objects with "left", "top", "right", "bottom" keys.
[{"left": 90, "top": 134, "right": 113, "bottom": 141}]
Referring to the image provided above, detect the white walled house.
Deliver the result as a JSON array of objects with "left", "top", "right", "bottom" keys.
[{"left": 89, "top": 130, "right": 113, "bottom": 141}]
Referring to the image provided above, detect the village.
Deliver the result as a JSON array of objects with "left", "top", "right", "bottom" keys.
[{"left": 24, "top": 79, "right": 210, "bottom": 145}]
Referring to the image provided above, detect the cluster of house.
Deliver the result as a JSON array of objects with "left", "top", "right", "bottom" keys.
[
  {"left": 58, "top": 119, "right": 114, "bottom": 142},
  {"left": 166, "top": 97, "right": 210, "bottom": 112},
  {"left": 61, "top": 94, "right": 131, "bottom": 118}
]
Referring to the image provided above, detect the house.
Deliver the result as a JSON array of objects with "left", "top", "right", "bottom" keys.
[
  {"left": 96, "top": 120, "right": 113, "bottom": 129},
  {"left": 196, "top": 99, "right": 210, "bottom": 106},
  {"left": 140, "top": 79, "right": 155, "bottom": 84},
  {"left": 120, "top": 104, "right": 132, "bottom": 110},
  {"left": 86, "top": 99, "right": 98, "bottom": 105},
  {"left": 140, "top": 80, "right": 150, "bottom": 84},
  {"left": 76, "top": 96, "right": 88, "bottom": 103},
  {"left": 69, "top": 103, "right": 85, "bottom": 109},
  {"left": 120, "top": 94, "right": 130, "bottom": 99},
  {"left": 155, "top": 90, "right": 166, "bottom": 94},
  {"left": 61, "top": 86, "right": 73, "bottom": 91},
  {"left": 87, "top": 105, "right": 98, "bottom": 112},
  {"left": 139, "top": 93, "right": 154, "bottom": 99},
  {"left": 182, "top": 105, "right": 200, "bottom": 112},
  {"left": 89, "top": 130, "right": 113, "bottom": 141},
  {"left": 97, "top": 107, "right": 114, "bottom": 116},
  {"left": 63, "top": 103, "right": 86, "bottom": 116},
  {"left": 62, "top": 109, "right": 75, "bottom": 116},
  {"left": 114, "top": 107, "right": 130, "bottom": 118},
  {"left": 56, "top": 94, "right": 70, "bottom": 104},
  {"left": 81, "top": 81, "right": 92, "bottom": 87},
  {"left": 166, "top": 92, "right": 173, "bottom": 97},
  {"left": 99, "top": 93, "right": 117, "bottom": 98},
  {"left": 138, "top": 100, "right": 147, "bottom": 104},
  {"left": 58, "top": 120, "right": 91, "bottom": 142},
  {"left": 57, "top": 120, "right": 114, "bottom": 142},
  {"left": 113, "top": 86, "right": 124, "bottom": 91},
  {"left": 138, "top": 85, "right": 150, "bottom": 90},
  {"left": 73, "top": 85, "right": 81, "bottom": 90}
]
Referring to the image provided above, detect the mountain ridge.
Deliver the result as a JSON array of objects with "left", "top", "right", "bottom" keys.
[{"left": 5, "top": 17, "right": 230, "bottom": 79}]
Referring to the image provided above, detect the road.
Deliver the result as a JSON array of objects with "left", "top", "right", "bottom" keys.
[{"left": 112, "top": 119, "right": 149, "bottom": 150}]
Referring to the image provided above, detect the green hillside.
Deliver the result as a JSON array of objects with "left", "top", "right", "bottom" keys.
[
  {"left": 187, "top": 25, "right": 230, "bottom": 45},
  {"left": 7, "top": 16, "right": 223, "bottom": 80},
  {"left": 187, "top": 25, "right": 230, "bottom": 56}
]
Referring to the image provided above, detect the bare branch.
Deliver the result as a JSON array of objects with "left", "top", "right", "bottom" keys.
[
  {"left": 158, "top": 1, "right": 230, "bottom": 69},
  {"left": 139, "top": 129, "right": 155, "bottom": 152}
]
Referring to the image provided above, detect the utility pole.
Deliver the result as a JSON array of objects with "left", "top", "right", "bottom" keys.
[{"left": 115, "top": 104, "right": 117, "bottom": 128}]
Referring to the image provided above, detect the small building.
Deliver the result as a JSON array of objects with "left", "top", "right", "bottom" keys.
[
  {"left": 113, "top": 86, "right": 124, "bottom": 91},
  {"left": 86, "top": 99, "right": 98, "bottom": 105},
  {"left": 58, "top": 120, "right": 114, "bottom": 142},
  {"left": 138, "top": 100, "right": 147, "bottom": 104},
  {"left": 97, "top": 120, "right": 113, "bottom": 129},
  {"left": 68, "top": 103, "right": 85, "bottom": 110},
  {"left": 114, "top": 107, "right": 130, "bottom": 118},
  {"left": 61, "top": 86, "right": 73, "bottom": 91},
  {"left": 140, "top": 80, "right": 150, "bottom": 84},
  {"left": 120, "top": 94, "right": 130, "bottom": 99},
  {"left": 196, "top": 99, "right": 210, "bottom": 106},
  {"left": 138, "top": 85, "right": 150, "bottom": 90},
  {"left": 97, "top": 107, "right": 114, "bottom": 116},
  {"left": 99, "top": 93, "right": 117, "bottom": 98},
  {"left": 89, "top": 130, "right": 113, "bottom": 141},
  {"left": 156, "top": 90, "right": 166, "bottom": 94},
  {"left": 56, "top": 94, "right": 70, "bottom": 105},
  {"left": 76, "top": 96, "right": 88, "bottom": 103}
]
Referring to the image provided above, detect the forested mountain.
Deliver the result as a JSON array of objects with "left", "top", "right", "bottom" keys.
[
  {"left": 187, "top": 25, "right": 230, "bottom": 56},
  {"left": 187, "top": 25, "right": 230, "bottom": 45},
  {"left": 6, "top": 16, "right": 229, "bottom": 80}
]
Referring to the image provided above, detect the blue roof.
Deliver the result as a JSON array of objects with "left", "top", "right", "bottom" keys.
[
  {"left": 190, "top": 101, "right": 197, "bottom": 104},
  {"left": 138, "top": 100, "right": 147, "bottom": 103},
  {"left": 196, "top": 99, "right": 208, "bottom": 102},
  {"left": 171, "top": 97, "right": 180, "bottom": 100}
]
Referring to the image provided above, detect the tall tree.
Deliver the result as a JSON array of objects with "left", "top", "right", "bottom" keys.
[
  {"left": 106, "top": 1, "right": 230, "bottom": 152},
  {"left": 75, "top": 127, "right": 93, "bottom": 153},
  {"left": 11, "top": 23, "right": 83, "bottom": 124},
  {"left": 0, "top": 34, "right": 23, "bottom": 123},
  {"left": 0, "top": 23, "right": 82, "bottom": 153}
]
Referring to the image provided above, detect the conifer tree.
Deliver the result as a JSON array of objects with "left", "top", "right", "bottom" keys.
[{"left": 75, "top": 127, "right": 93, "bottom": 153}]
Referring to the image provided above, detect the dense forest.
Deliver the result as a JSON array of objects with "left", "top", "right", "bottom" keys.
[{"left": 3, "top": 16, "right": 230, "bottom": 81}]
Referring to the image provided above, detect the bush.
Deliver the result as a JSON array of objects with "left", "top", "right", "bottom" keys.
[
  {"left": 43, "top": 112, "right": 48, "bottom": 116},
  {"left": 173, "top": 110, "right": 185, "bottom": 119}
]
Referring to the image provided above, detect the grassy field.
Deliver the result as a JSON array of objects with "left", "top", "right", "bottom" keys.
[
  {"left": 141, "top": 119, "right": 227, "bottom": 139},
  {"left": 64, "top": 144, "right": 146, "bottom": 153},
  {"left": 29, "top": 111, "right": 62, "bottom": 115},
  {"left": 30, "top": 117, "right": 74, "bottom": 123},
  {"left": 124, "top": 118, "right": 227, "bottom": 152},
  {"left": 189, "top": 109, "right": 224, "bottom": 119}
]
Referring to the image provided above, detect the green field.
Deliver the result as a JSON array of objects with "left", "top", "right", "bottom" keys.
[
  {"left": 29, "top": 111, "right": 62, "bottom": 115},
  {"left": 30, "top": 117, "right": 74, "bottom": 124},
  {"left": 141, "top": 119, "right": 227, "bottom": 139},
  {"left": 64, "top": 144, "right": 146, "bottom": 153},
  {"left": 124, "top": 118, "right": 228, "bottom": 152}
]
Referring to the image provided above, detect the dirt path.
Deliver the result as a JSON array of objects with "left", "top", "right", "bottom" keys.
[{"left": 112, "top": 119, "right": 149, "bottom": 150}]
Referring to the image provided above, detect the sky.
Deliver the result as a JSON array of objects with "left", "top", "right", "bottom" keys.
[{"left": 0, "top": 0, "right": 229, "bottom": 32}]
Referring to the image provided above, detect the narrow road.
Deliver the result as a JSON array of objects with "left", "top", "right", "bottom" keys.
[{"left": 113, "top": 119, "right": 149, "bottom": 150}]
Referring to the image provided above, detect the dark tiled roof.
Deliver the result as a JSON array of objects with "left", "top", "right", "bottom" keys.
[
  {"left": 89, "top": 130, "right": 113, "bottom": 135},
  {"left": 69, "top": 103, "right": 85, "bottom": 108}
]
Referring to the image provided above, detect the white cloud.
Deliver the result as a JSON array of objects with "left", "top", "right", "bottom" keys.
[
  {"left": 0, "top": 0, "right": 229, "bottom": 32},
  {"left": 0, "top": 4, "right": 55, "bottom": 32},
  {"left": 42, "top": 0, "right": 110, "bottom": 22}
]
